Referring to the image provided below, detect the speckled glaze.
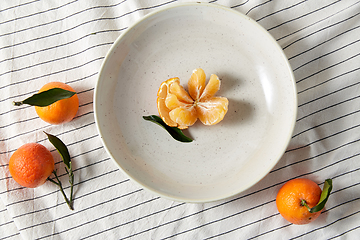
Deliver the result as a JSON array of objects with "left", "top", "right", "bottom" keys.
[{"left": 94, "top": 3, "right": 297, "bottom": 202}]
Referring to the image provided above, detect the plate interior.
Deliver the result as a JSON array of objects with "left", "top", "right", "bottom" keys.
[{"left": 95, "top": 3, "right": 297, "bottom": 202}]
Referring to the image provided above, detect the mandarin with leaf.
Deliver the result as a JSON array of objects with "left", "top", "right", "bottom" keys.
[
  {"left": 276, "top": 178, "right": 323, "bottom": 225},
  {"left": 34, "top": 82, "right": 79, "bottom": 125}
]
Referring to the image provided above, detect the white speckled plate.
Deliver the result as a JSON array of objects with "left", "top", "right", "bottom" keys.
[{"left": 94, "top": 3, "right": 297, "bottom": 202}]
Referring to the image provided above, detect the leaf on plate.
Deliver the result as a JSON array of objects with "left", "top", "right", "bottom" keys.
[
  {"left": 143, "top": 115, "right": 193, "bottom": 143},
  {"left": 13, "top": 88, "right": 76, "bottom": 107}
]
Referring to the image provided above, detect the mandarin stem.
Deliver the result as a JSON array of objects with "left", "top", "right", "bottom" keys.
[
  {"left": 301, "top": 199, "right": 312, "bottom": 212},
  {"left": 12, "top": 101, "right": 23, "bottom": 106},
  {"left": 66, "top": 162, "right": 74, "bottom": 205},
  {"left": 47, "top": 176, "right": 59, "bottom": 186},
  {"left": 51, "top": 170, "right": 74, "bottom": 210}
]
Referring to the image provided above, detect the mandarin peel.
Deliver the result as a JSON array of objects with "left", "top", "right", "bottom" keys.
[
  {"left": 157, "top": 68, "right": 229, "bottom": 129},
  {"left": 276, "top": 178, "right": 332, "bottom": 225}
]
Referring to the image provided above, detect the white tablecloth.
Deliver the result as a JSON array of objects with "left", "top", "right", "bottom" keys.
[{"left": 1, "top": 0, "right": 360, "bottom": 239}]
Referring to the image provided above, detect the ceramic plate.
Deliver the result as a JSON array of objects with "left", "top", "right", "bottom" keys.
[{"left": 94, "top": 3, "right": 297, "bottom": 202}]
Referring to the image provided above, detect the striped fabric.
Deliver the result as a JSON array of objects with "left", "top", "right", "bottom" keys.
[{"left": 1, "top": 0, "right": 360, "bottom": 239}]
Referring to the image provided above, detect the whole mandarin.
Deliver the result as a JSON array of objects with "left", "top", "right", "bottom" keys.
[
  {"left": 276, "top": 178, "right": 322, "bottom": 225},
  {"left": 9, "top": 143, "right": 55, "bottom": 188},
  {"left": 35, "top": 82, "right": 79, "bottom": 125}
]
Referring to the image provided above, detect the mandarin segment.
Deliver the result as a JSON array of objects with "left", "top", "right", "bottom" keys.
[
  {"left": 165, "top": 93, "right": 186, "bottom": 110},
  {"left": 156, "top": 68, "right": 229, "bottom": 129},
  {"left": 169, "top": 81, "right": 193, "bottom": 104},
  {"left": 196, "top": 97, "right": 229, "bottom": 125},
  {"left": 188, "top": 68, "right": 206, "bottom": 100},
  {"left": 200, "top": 74, "right": 221, "bottom": 101},
  {"left": 169, "top": 106, "right": 197, "bottom": 129},
  {"left": 157, "top": 80, "right": 178, "bottom": 127}
]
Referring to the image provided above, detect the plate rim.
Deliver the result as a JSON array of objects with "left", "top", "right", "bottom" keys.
[{"left": 94, "top": 2, "right": 298, "bottom": 203}]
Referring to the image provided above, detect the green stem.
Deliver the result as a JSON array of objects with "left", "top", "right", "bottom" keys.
[
  {"left": 50, "top": 170, "right": 74, "bottom": 210},
  {"left": 12, "top": 101, "right": 23, "bottom": 106},
  {"left": 47, "top": 176, "right": 59, "bottom": 186},
  {"left": 301, "top": 199, "right": 311, "bottom": 212},
  {"left": 66, "top": 162, "right": 74, "bottom": 205}
]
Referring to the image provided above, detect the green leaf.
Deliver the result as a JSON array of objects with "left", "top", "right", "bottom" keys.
[
  {"left": 308, "top": 179, "right": 333, "bottom": 213},
  {"left": 13, "top": 88, "right": 76, "bottom": 107},
  {"left": 143, "top": 115, "right": 193, "bottom": 143},
  {"left": 44, "top": 132, "right": 71, "bottom": 169}
]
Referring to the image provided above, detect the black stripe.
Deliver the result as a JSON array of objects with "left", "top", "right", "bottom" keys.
[
  {"left": 125, "top": 200, "right": 276, "bottom": 240},
  {"left": 283, "top": 11, "right": 360, "bottom": 50},
  {"left": 296, "top": 52, "right": 360, "bottom": 84},
  {"left": 0, "top": 0, "right": 78, "bottom": 25},
  {"left": 224, "top": 184, "right": 360, "bottom": 239},
  {"left": 0, "top": 57, "right": 103, "bottom": 91},
  {"left": 286, "top": 124, "right": 360, "bottom": 153},
  {"left": 159, "top": 201, "right": 276, "bottom": 240},
  {"left": 1, "top": 1, "right": 360, "bottom": 239},
  {"left": 293, "top": 109, "right": 360, "bottom": 138},
  {"left": 5, "top": 166, "right": 118, "bottom": 204},
  {"left": 20, "top": 188, "right": 146, "bottom": 233},
  {"left": 80, "top": 202, "right": 185, "bottom": 239},
  {"left": 0, "top": 1, "right": 176, "bottom": 51},
  {"left": 245, "top": 0, "right": 272, "bottom": 15},
  {"left": 327, "top": 184, "right": 360, "bottom": 200},
  {"left": 0, "top": 1, "right": 127, "bottom": 38},
  {"left": 205, "top": 213, "right": 281, "bottom": 240},
  {"left": 296, "top": 95, "right": 360, "bottom": 122},
  {"left": 289, "top": 210, "right": 360, "bottom": 239},
  {"left": 34, "top": 196, "right": 161, "bottom": 239},
  {"left": 13, "top": 179, "right": 129, "bottom": 219},
  {"left": 0, "top": 120, "right": 96, "bottom": 159},
  {"left": 0, "top": 72, "right": 97, "bottom": 105},
  {"left": 0, "top": 90, "right": 94, "bottom": 129},
  {"left": 0, "top": 43, "right": 111, "bottom": 77},
  {"left": 247, "top": 223, "right": 292, "bottom": 240},
  {"left": 0, "top": 29, "right": 123, "bottom": 65},
  {"left": 0, "top": 220, "right": 14, "bottom": 227},
  {"left": 256, "top": 0, "right": 307, "bottom": 22},
  {"left": 8, "top": 160, "right": 360, "bottom": 237},
  {"left": 0, "top": 113, "right": 94, "bottom": 144},
  {"left": 0, "top": 0, "right": 40, "bottom": 13},
  {"left": 112, "top": 166, "right": 360, "bottom": 239},
  {"left": 0, "top": 91, "right": 37, "bottom": 104},
  {"left": 0, "top": 116, "right": 39, "bottom": 130},
  {"left": 298, "top": 79, "right": 360, "bottom": 107},
  {"left": 328, "top": 225, "right": 360, "bottom": 240},
  {"left": 277, "top": 1, "right": 360, "bottom": 42},
  {"left": 274, "top": 141, "right": 360, "bottom": 173},
  {"left": 293, "top": 38, "right": 360, "bottom": 72},
  {"left": 288, "top": 25, "right": 360, "bottom": 61},
  {"left": 267, "top": 0, "right": 342, "bottom": 32},
  {"left": 274, "top": 153, "right": 360, "bottom": 180},
  {"left": 331, "top": 167, "right": 360, "bottom": 181},
  {"left": 230, "top": 0, "right": 250, "bottom": 9},
  {"left": 0, "top": 232, "right": 21, "bottom": 240}
]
